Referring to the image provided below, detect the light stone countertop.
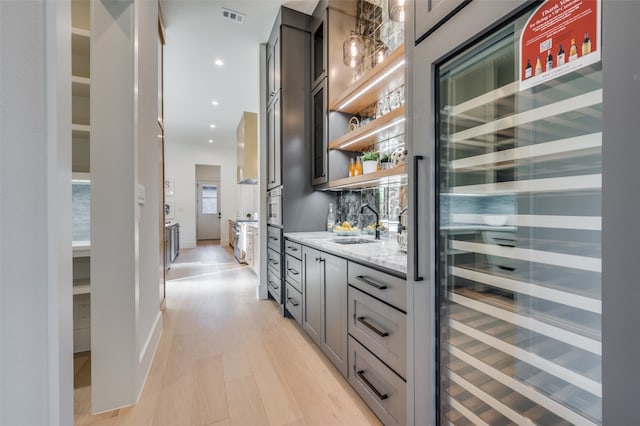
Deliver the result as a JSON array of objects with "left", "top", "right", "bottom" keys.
[{"left": 284, "top": 231, "right": 407, "bottom": 276}]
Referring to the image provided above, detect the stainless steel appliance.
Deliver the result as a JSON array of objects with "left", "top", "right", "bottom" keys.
[
  {"left": 267, "top": 186, "right": 282, "bottom": 226},
  {"left": 406, "top": 0, "right": 634, "bottom": 424},
  {"left": 232, "top": 221, "right": 245, "bottom": 263}
]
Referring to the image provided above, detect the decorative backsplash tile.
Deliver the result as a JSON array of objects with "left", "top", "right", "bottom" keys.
[{"left": 336, "top": 183, "right": 407, "bottom": 237}]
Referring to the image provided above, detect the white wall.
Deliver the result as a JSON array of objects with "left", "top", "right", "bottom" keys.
[
  {"left": 165, "top": 142, "right": 238, "bottom": 247},
  {"left": 0, "top": 1, "right": 74, "bottom": 424}
]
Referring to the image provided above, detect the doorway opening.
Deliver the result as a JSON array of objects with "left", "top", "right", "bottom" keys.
[{"left": 196, "top": 164, "right": 221, "bottom": 241}]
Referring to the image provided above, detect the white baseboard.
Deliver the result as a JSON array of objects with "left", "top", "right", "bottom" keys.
[{"left": 135, "top": 311, "right": 163, "bottom": 401}]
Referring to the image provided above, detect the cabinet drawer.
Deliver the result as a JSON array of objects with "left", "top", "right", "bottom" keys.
[
  {"left": 267, "top": 268, "right": 282, "bottom": 304},
  {"left": 267, "top": 226, "right": 282, "bottom": 252},
  {"left": 348, "top": 336, "right": 406, "bottom": 426},
  {"left": 348, "top": 262, "right": 406, "bottom": 311},
  {"left": 348, "top": 287, "right": 406, "bottom": 379},
  {"left": 284, "top": 240, "right": 302, "bottom": 259},
  {"left": 285, "top": 254, "right": 302, "bottom": 291},
  {"left": 285, "top": 283, "right": 302, "bottom": 325},
  {"left": 267, "top": 248, "right": 282, "bottom": 277}
]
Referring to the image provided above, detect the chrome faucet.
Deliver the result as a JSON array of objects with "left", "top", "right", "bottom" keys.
[
  {"left": 397, "top": 206, "right": 408, "bottom": 234},
  {"left": 360, "top": 204, "right": 380, "bottom": 239}
]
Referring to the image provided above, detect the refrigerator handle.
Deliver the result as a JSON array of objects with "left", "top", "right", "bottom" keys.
[{"left": 413, "top": 155, "right": 425, "bottom": 282}]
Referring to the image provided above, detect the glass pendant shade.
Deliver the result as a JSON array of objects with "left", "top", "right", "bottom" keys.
[
  {"left": 389, "top": 0, "right": 405, "bottom": 22},
  {"left": 343, "top": 31, "right": 365, "bottom": 68},
  {"left": 372, "top": 42, "right": 389, "bottom": 67}
]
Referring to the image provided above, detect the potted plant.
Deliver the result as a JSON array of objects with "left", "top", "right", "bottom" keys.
[
  {"left": 360, "top": 151, "right": 379, "bottom": 174},
  {"left": 379, "top": 153, "right": 392, "bottom": 170}
]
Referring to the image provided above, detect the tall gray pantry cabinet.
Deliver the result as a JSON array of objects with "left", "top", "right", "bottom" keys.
[{"left": 264, "top": 7, "right": 335, "bottom": 313}]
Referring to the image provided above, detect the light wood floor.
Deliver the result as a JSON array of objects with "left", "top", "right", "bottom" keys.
[{"left": 74, "top": 240, "right": 382, "bottom": 425}]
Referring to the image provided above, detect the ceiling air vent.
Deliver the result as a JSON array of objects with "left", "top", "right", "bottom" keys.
[{"left": 221, "top": 7, "right": 245, "bottom": 24}]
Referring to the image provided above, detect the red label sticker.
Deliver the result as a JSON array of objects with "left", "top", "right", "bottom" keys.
[{"left": 519, "top": 0, "right": 601, "bottom": 91}]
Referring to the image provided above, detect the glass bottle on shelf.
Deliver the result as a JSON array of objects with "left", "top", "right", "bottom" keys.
[
  {"left": 326, "top": 203, "right": 336, "bottom": 232},
  {"left": 582, "top": 32, "right": 591, "bottom": 55},
  {"left": 569, "top": 38, "right": 578, "bottom": 61},
  {"left": 557, "top": 44, "right": 565, "bottom": 66},
  {"left": 349, "top": 158, "right": 355, "bottom": 177},
  {"left": 535, "top": 55, "right": 542, "bottom": 75},
  {"left": 525, "top": 58, "right": 532, "bottom": 78},
  {"left": 355, "top": 157, "right": 362, "bottom": 176}
]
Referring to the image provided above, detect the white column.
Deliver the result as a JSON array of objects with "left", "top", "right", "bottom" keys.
[{"left": 91, "top": 0, "right": 161, "bottom": 412}]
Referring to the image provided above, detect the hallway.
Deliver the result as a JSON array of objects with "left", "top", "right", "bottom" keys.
[{"left": 74, "top": 241, "right": 380, "bottom": 425}]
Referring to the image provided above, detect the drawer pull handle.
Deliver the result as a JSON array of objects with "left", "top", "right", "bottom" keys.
[
  {"left": 287, "top": 268, "right": 300, "bottom": 275},
  {"left": 269, "top": 259, "right": 279, "bottom": 265},
  {"left": 356, "top": 370, "right": 388, "bottom": 400},
  {"left": 287, "top": 297, "right": 299, "bottom": 307},
  {"left": 268, "top": 280, "right": 279, "bottom": 290},
  {"left": 269, "top": 236, "right": 279, "bottom": 241},
  {"left": 356, "top": 275, "right": 387, "bottom": 290},
  {"left": 357, "top": 316, "right": 389, "bottom": 337},
  {"left": 287, "top": 245, "right": 299, "bottom": 251}
]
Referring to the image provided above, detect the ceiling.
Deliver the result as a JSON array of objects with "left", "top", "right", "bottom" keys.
[{"left": 161, "top": 0, "right": 319, "bottom": 149}]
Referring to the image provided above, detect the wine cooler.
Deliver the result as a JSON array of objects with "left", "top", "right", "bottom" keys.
[{"left": 435, "top": 8, "right": 602, "bottom": 426}]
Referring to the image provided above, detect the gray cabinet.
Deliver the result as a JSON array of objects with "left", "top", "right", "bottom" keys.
[
  {"left": 267, "top": 95, "right": 281, "bottom": 190},
  {"left": 266, "top": 26, "right": 280, "bottom": 105},
  {"left": 302, "top": 246, "right": 322, "bottom": 344},
  {"left": 322, "top": 251, "right": 348, "bottom": 377},
  {"left": 311, "top": 79, "right": 328, "bottom": 186},
  {"left": 302, "top": 245, "right": 348, "bottom": 377}
]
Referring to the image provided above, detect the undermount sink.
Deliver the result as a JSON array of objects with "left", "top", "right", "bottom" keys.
[{"left": 330, "top": 238, "right": 378, "bottom": 245}]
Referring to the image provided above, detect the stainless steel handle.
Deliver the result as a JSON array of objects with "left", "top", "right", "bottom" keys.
[
  {"left": 357, "top": 316, "right": 389, "bottom": 337},
  {"left": 286, "top": 245, "right": 299, "bottom": 251},
  {"left": 356, "top": 275, "right": 387, "bottom": 290},
  {"left": 287, "top": 268, "right": 299, "bottom": 275},
  {"left": 413, "top": 155, "right": 424, "bottom": 282},
  {"left": 356, "top": 370, "right": 388, "bottom": 400},
  {"left": 287, "top": 297, "right": 299, "bottom": 307},
  {"left": 268, "top": 259, "right": 279, "bottom": 265},
  {"left": 268, "top": 280, "right": 279, "bottom": 290}
]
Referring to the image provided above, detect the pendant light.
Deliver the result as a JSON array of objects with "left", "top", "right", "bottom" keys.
[
  {"left": 372, "top": 41, "right": 389, "bottom": 67},
  {"left": 343, "top": 30, "right": 365, "bottom": 68},
  {"left": 389, "top": 0, "right": 405, "bottom": 22}
]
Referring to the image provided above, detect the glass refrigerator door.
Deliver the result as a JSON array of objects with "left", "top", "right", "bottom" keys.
[{"left": 437, "top": 11, "right": 602, "bottom": 426}]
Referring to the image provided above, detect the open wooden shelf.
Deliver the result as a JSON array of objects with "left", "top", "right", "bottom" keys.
[
  {"left": 72, "top": 75, "right": 90, "bottom": 97},
  {"left": 72, "top": 124, "right": 91, "bottom": 139},
  {"left": 328, "top": 164, "right": 406, "bottom": 190},
  {"left": 72, "top": 27, "right": 90, "bottom": 55},
  {"left": 329, "top": 105, "right": 405, "bottom": 151},
  {"left": 73, "top": 279, "right": 91, "bottom": 295},
  {"left": 329, "top": 44, "right": 405, "bottom": 114}
]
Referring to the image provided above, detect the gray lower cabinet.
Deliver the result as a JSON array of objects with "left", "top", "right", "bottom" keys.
[
  {"left": 349, "top": 336, "right": 406, "bottom": 426},
  {"left": 302, "top": 246, "right": 322, "bottom": 345},
  {"left": 321, "top": 251, "right": 348, "bottom": 377},
  {"left": 285, "top": 283, "right": 302, "bottom": 325},
  {"left": 348, "top": 286, "right": 407, "bottom": 379},
  {"left": 302, "top": 245, "right": 348, "bottom": 377}
]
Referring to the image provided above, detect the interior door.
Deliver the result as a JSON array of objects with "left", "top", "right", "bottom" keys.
[{"left": 196, "top": 180, "right": 220, "bottom": 240}]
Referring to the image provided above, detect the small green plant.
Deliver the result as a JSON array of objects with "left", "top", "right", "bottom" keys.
[
  {"left": 380, "top": 153, "right": 392, "bottom": 163},
  {"left": 361, "top": 151, "right": 379, "bottom": 161}
]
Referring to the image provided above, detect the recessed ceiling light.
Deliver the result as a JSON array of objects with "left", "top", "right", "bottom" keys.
[
  {"left": 212, "top": 100, "right": 219, "bottom": 106},
  {"left": 208, "top": 139, "right": 214, "bottom": 143},
  {"left": 214, "top": 59, "right": 224, "bottom": 67},
  {"left": 209, "top": 124, "right": 216, "bottom": 128}
]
